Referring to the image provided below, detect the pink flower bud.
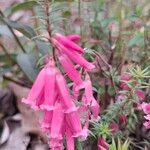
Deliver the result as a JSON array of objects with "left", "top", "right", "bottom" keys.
[
  {"left": 54, "top": 33, "right": 83, "bottom": 54},
  {"left": 119, "top": 115, "right": 128, "bottom": 125},
  {"left": 67, "top": 34, "right": 81, "bottom": 42},
  {"left": 52, "top": 38, "right": 95, "bottom": 71},
  {"left": 136, "top": 89, "right": 145, "bottom": 101},
  {"left": 109, "top": 122, "right": 119, "bottom": 133},
  {"left": 98, "top": 136, "right": 109, "bottom": 150}
]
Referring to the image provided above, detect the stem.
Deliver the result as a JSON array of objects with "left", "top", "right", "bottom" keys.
[
  {"left": 0, "top": 10, "right": 26, "bottom": 53},
  {"left": 44, "top": 0, "right": 56, "bottom": 61},
  {"left": 3, "top": 75, "right": 31, "bottom": 88}
]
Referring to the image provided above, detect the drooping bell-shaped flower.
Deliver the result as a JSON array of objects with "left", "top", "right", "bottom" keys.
[
  {"left": 65, "top": 125, "right": 74, "bottom": 150},
  {"left": 54, "top": 33, "right": 84, "bottom": 54},
  {"left": 56, "top": 71, "right": 77, "bottom": 112},
  {"left": 22, "top": 67, "right": 46, "bottom": 109},
  {"left": 50, "top": 101, "right": 64, "bottom": 140},
  {"left": 66, "top": 110, "right": 82, "bottom": 137},
  {"left": 52, "top": 38, "right": 95, "bottom": 71},
  {"left": 40, "top": 62, "right": 58, "bottom": 110},
  {"left": 58, "top": 53, "right": 83, "bottom": 86}
]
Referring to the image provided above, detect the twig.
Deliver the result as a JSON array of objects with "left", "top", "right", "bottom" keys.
[
  {"left": 3, "top": 75, "right": 31, "bottom": 88},
  {"left": 0, "top": 10, "right": 26, "bottom": 53}
]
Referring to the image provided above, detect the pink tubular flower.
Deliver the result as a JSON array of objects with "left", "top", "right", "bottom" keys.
[
  {"left": 54, "top": 33, "right": 83, "bottom": 54},
  {"left": 66, "top": 125, "right": 74, "bottom": 150},
  {"left": 67, "top": 34, "right": 81, "bottom": 42},
  {"left": 56, "top": 72, "right": 76, "bottom": 112},
  {"left": 40, "top": 66, "right": 57, "bottom": 110},
  {"left": 50, "top": 102, "right": 64, "bottom": 140},
  {"left": 58, "top": 53, "right": 83, "bottom": 86},
  {"left": 136, "top": 89, "right": 145, "bottom": 101},
  {"left": 66, "top": 110, "right": 82, "bottom": 137},
  {"left": 98, "top": 136, "right": 109, "bottom": 150},
  {"left": 52, "top": 38, "right": 95, "bottom": 71},
  {"left": 91, "top": 98, "right": 100, "bottom": 120},
  {"left": 22, "top": 67, "right": 46, "bottom": 110},
  {"left": 141, "top": 103, "right": 150, "bottom": 114}
]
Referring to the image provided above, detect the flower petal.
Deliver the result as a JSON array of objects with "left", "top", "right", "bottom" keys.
[
  {"left": 58, "top": 53, "right": 83, "bottom": 85},
  {"left": 22, "top": 68, "right": 46, "bottom": 106}
]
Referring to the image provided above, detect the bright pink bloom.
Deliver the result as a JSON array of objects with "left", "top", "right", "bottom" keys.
[
  {"left": 143, "top": 121, "right": 150, "bottom": 129},
  {"left": 40, "top": 65, "right": 57, "bottom": 110},
  {"left": 66, "top": 125, "right": 74, "bottom": 150},
  {"left": 98, "top": 136, "right": 109, "bottom": 150},
  {"left": 54, "top": 33, "right": 83, "bottom": 54},
  {"left": 22, "top": 67, "right": 46, "bottom": 110},
  {"left": 56, "top": 72, "right": 76, "bottom": 112},
  {"left": 141, "top": 103, "right": 150, "bottom": 114},
  {"left": 52, "top": 38, "right": 95, "bottom": 71},
  {"left": 66, "top": 110, "right": 82, "bottom": 137},
  {"left": 50, "top": 102, "right": 64, "bottom": 139},
  {"left": 58, "top": 53, "right": 83, "bottom": 85},
  {"left": 67, "top": 34, "right": 81, "bottom": 42},
  {"left": 136, "top": 89, "right": 145, "bottom": 100},
  {"left": 119, "top": 115, "right": 128, "bottom": 125}
]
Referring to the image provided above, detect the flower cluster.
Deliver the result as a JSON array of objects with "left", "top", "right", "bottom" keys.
[{"left": 22, "top": 33, "right": 100, "bottom": 150}]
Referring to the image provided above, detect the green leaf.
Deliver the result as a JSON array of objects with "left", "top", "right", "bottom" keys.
[
  {"left": 10, "top": 1, "right": 38, "bottom": 15},
  {"left": 6, "top": 20, "right": 37, "bottom": 39},
  {"left": 128, "top": 33, "right": 144, "bottom": 47},
  {"left": 16, "top": 52, "right": 39, "bottom": 82},
  {"left": 36, "top": 40, "right": 51, "bottom": 55}
]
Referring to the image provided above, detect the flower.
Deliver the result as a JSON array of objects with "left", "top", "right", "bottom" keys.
[
  {"left": 54, "top": 33, "right": 83, "bottom": 54},
  {"left": 22, "top": 33, "right": 99, "bottom": 150},
  {"left": 119, "top": 115, "right": 128, "bottom": 125},
  {"left": 141, "top": 103, "right": 150, "bottom": 114},
  {"left": 136, "top": 89, "right": 145, "bottom": 100},
  {"left": 120, "top": 74, "right": 132, "bottom": 90},
  {"left": 98, "top": 136, "right": 109, "bottom": 150},
  {"left": 109, "top": 122, "right": 119, "bottom": 133}
]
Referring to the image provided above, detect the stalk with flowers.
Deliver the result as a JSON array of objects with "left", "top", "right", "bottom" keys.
[{"left": 0, "top": 0, "right": 150, "bottom": 150}]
